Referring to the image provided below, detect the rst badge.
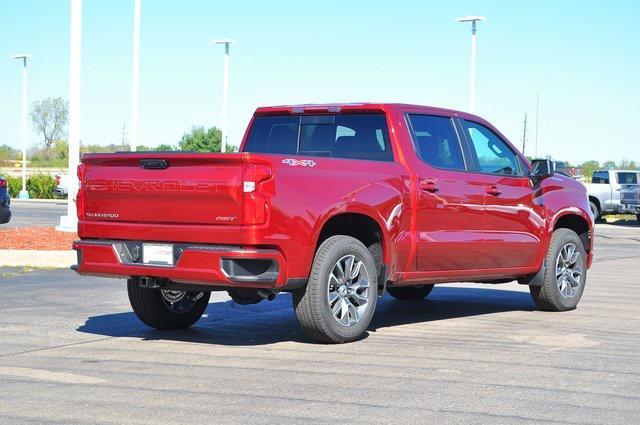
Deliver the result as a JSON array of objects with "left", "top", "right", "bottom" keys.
[{"left": 282, "top": 158, "right": 317, "bottom": 167}]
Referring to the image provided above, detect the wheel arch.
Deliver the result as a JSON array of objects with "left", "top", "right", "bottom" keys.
[
  {"left": 314, "top": 210, "right": 390, "bottom": 264},
  {"left": 312, "top": 207, "right": 395, "bottom": 294},
  {"left": 588, "top": 196, "right": 601, "bottom": 216},
  {"left": 550, "top": 210, "right": 592, "bottom": 254}
]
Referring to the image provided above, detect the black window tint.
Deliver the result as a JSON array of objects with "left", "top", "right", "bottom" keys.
[
  {"left": 244, "top": 116, "right": 299, "bottom": 155},
  {"left": 407, "top": 114, "right": 465, "bottom": 171},
  {"left": 299, "top": 115, "right": 336, "bottom": 157},
  {"left": 592, "top": 172, "right": 609, "bottom": 184},
  {"left": 244, "top": 114, "right": 393, "bottom": 161},
  {"left": 331, "top": 114, "right": 393, "bottom": 161},
  {"left": 617, "top": 172, "right": 638, "bottom": 184},
  {"left": 462, "top": 120, "right": 524, "bottom": 176}
]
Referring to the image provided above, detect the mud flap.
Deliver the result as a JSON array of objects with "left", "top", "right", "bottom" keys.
[{"left": 517, "top": 260, "right": 546, "bottom": 287}]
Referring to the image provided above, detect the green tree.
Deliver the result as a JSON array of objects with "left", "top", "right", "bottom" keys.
[
  {"left": 156, "top": 144, "right": 176, "bottom": 151},
  {"left": 602, "top": 160, "right": 616, "bottom": 169},
  {"left": 51, "top": 139, "right": 69, "bottom": 162},
  {"left": 619, "top": 159, "right": 638, "bottom": 170},
  {"left": 178, "top": 126, "right": 236, "bottom": 152},
  {"left": 0, "top": 144, "right": 20, "bottom": 164},
  {"left": 30, "top": 97, "right": 68, "bottom": 150},
  {"left": 581, "top": 160, "right": 600, "bottom": 182}
]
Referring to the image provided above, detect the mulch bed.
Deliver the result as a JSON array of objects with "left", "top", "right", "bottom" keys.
[{"left": 0, "top": 227, "right": 77, "bottom": 250}]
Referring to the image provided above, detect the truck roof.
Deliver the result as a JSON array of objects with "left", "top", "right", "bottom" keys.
[{"left": 254, "top": 103, "right": 482, "bottom": 120}]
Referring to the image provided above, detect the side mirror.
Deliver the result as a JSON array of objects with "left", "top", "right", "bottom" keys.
[{"left": 530, "top": 159, "right": 554, "bottom": 181}]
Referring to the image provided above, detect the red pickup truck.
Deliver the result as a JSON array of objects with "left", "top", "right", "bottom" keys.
[{"left": 73, "top": 103, "right": 594, "bottom": 343}]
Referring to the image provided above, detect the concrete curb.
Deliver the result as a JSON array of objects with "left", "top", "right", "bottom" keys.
[{"left": 0, "top": 250, "right": 76, "bottom": 268}]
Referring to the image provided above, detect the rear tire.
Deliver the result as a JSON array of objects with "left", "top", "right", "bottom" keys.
[
  {"left": 529, "top": 229, "right": 587, "bottom": 311},
  {"left": 387, "top": 285, "right": 434, "bottom": 300},
  {"left": 127, "top": 280, "right": 210, "bottom": 330},
  {"left": 293, "top": 236, "right": 378, "bottom": 343},
  {"left": 636, "top": 214, "right": 640, "bottom": 224}
]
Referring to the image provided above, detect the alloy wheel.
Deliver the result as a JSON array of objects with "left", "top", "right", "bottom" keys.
[
  {"left": 555, "top": 243, "right": 583, "bottom": 299},
  {"left": 327, "top": 254, "right": 371, "bottom": 327}
]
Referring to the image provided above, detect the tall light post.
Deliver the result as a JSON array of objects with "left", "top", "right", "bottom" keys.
[
  {"left": 57, "top": 0, "right": 83, "bottom": 232},
  {"left": 456, "top": 16, "right": 485, "bottom": 113},
  {"left": 212, "top": 39, "right": 234, "bottom": 153},
  {"left": 11, "top": 53, "right": 31, "bottom": 199},
  {"left": 130, "top": 0, "right": 141, "bottom": 151}
]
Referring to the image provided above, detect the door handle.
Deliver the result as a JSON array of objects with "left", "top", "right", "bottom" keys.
[
  {"left": 486, "top": 185, "right": 502, "bottom": 196},
  {"left": 420, "top": 178, "right": 439, "bottom": 193}
]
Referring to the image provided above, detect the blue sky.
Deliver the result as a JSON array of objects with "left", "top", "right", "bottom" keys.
[{"left": 1, "top": 0, "right": 638, "bottom": 163}]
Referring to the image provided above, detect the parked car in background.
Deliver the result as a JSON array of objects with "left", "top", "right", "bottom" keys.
[
  {"left": 0, "top": 177, "right": 11, "bottom": 224},
  {"left": 72, "top": 103, "right": 594, "bottom": 343},
  {"left": 585, "top": 170, "right": 640, "bottom": 221},
  {"left": 54, "top": 173, "right": 68, "bottom": 197}
]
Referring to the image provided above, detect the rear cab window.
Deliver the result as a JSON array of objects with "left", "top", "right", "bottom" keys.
[{"left": 243, "top": 114, "right": 394, "bottom": 161}]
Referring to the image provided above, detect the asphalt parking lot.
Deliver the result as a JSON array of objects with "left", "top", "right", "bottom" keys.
[
  {"left": 4, "top": 201, "right": 67, "bottom": 228},
  {"left": 1, "top": 221, "right": 639, "bottom": 424}
]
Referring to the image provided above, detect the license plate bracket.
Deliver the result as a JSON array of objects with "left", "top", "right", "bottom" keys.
[{"left": 142, "top": 244, "right": 174, "bottom": 266}]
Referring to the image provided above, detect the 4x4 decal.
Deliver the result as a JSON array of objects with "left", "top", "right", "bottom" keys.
[{"left": 282, "top": 159, "right": 317, "bottom": 167}]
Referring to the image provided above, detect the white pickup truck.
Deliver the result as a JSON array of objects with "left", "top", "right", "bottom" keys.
[{"left": 585, "top": 170, "right": 640, "bottom": 222}]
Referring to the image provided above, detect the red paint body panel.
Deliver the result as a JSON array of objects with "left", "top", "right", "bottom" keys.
[{"left": 73, "top": 103, "right": 594, "bottom": 289}]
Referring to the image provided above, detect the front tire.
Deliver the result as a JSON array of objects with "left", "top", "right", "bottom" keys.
[
  {"left": 387, "top": 285, "right": 434, "bottom": 300},
  {"left": 636, "top": 213, "right": 640, "bottom": 224},
  {"left": 589, "top": 201, "right": 600, "bottom": 221},
  {"left": 293, "top": 236, "right": 378, "bottom": 343},
  {"left": 529, "top": 229, "right": 587, "bottom": 311},
  {"left": 127, "top": 279, "right": 210, "bottom": 330}
]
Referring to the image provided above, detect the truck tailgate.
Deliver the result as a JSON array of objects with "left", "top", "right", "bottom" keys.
[{"left": 80, "top": 153, "right": 243, "bottom": 226}]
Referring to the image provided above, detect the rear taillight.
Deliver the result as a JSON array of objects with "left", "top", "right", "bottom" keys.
[
  {"left": 77, "top": 164, "right": 85, "bottom": 183},
  {"left": 76, "top": 164, "right": 85, "bottom": 220},
  {"left": 242, "top": 164, "right": 272, "bottom": 225},
  {"left": 55, "top": 175, "right": 61, "bottom": 185},
  {"left": 0, "top": 179, "right": 6, "bottom": 188}
]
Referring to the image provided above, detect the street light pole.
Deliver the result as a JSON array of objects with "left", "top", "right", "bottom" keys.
[
  {"left": 456, "top": 16, "right": 485, "bottom": 113},
  {"left": 535, "top": 92, "right": 540, "bottom": 158},
  {"left": 11, "top": 54, "right": 31, "bottom": 199},
  {"left": 212, "top": 39, "right": 234, "bottom": 153},
  {"left": 57, "top": 0, "right": 83, "bottom": 232},
  {"left": 130, "top": 0, "right": 141, "bottom": 151}
]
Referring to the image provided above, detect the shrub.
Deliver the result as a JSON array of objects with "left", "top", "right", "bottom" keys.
[
  {"left": 26, "top": 173, "right": 57, "bottom": 199},
  {"left": 0, "top": 174, "right": 22, "bottom": 198}
]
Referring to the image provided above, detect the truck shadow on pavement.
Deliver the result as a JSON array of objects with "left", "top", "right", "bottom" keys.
[
  {"left": 606, "top": 219, "right": 639, "bottom": 227},
  {"left": 77, "top": 286, "right": 534, "bottom": 345}
]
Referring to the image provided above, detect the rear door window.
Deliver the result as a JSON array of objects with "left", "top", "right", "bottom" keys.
[
  {"left": 592, "top": 172, "right": 609, "bottom": 184},
  {"left": 243, "top": 114, "right": 393, "bottom": 161},
  {"left": 406, "top": 114, "right": 466, "bottom": 171}
]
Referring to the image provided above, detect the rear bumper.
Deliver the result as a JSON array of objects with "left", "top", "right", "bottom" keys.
[{"left": 72, "top": 239, "right": 291, "bottom": 289}]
